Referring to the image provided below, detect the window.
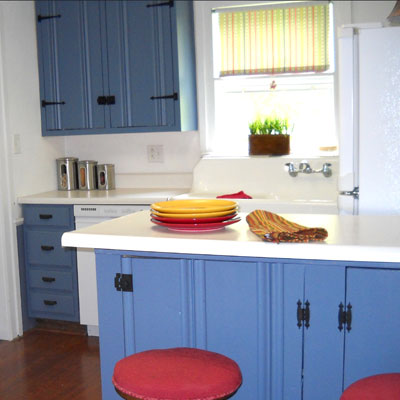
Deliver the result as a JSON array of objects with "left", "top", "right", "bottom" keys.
[{"left": 195, "top": 1, "right": 337, "bottom": 157}]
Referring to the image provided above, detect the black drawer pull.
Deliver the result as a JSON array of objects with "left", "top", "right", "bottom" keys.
[
  {"left": 41, "top": 245, "right": 54, "bottom": 251},
  {"left": 39, "top": 214, "right": 53, "bottom": 220},
  {"left": 43, "top": 300, "right": 57, "bottom": 306},
  {"left": 42, "top": 276, "right": 56, "bottom": 283}
]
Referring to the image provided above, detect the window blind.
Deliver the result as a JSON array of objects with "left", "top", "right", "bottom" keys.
[{"left": 218, "top": 4, "right": 330, "bottom": 76}]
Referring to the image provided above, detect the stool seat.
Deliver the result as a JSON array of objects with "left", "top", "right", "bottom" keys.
[
  {"left": 341, "top": 373, "right": 400, "bottom": 400},
  {"left": 112, "top": 347, "right": 242, "bottom": 400}
]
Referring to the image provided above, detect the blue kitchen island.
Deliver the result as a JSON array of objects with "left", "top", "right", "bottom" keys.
[{"left": 62, "top": 211, "right": 400, "bottom": 400}]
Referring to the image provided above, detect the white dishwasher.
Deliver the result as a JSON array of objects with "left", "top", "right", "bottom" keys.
[{"left": 74, "top": 204, "right": 149, "bottom": 336}]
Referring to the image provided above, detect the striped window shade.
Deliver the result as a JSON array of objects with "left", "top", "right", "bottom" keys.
[{"left": 218, "top": 3, "right": 330, "bottom": 76}]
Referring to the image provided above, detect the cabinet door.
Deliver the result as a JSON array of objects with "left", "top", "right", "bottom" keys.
[
  {"left": 344, "top": 267, "right": 400, "bottom": 388},
  {"left": 196, "top": 259, "right": 267, "bottom": 400},
  {"left": 96, "top": 253, "right": 192, "bottom": 400},
  {"left": 283, "top": 263, "right": 345, "bottom": 400},
  {"left": 105, "top": 0, "right": 176, "bottom": 129},
  {"left": 36, "top": 1, "right": 106, "bottom": 133},
  {"left": 302, "top": 265, "right": 345, "bottom": 400}
]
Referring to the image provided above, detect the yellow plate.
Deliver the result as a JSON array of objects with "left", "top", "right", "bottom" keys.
[
  {"left": 151, "top": 199, "right": 237, "bottom": 214},
  {"left": 151, "top": 209, "right": 238, "bottom": 219}
]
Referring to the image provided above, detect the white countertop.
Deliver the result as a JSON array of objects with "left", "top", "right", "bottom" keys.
[
  {"left": 62, "top": 211, "right": 400, "bottom": 263},
  {"left": 17, "top": 188, "right": 189, "bottom": 205}
]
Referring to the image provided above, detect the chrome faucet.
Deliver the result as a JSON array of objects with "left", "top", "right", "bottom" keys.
[
  {"left": 285, "top": 162, "right": 298, "bottom": 177},
  {"left": 320, "top": 163, "right": 332, "bottom": 178},
  {"left": 285, "top": 161, "right": 332, "bottom": 178},
  {"left": 299, "top": 161, "right": 313, "bottom": 174}
]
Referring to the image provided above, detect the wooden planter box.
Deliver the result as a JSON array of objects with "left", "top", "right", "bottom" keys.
[{"left": 248, "top": 134, "right": 290, "bottom": 156}]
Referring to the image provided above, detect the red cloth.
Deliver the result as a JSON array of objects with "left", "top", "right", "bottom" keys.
[
  {"left": 341, "top": 373, "right": 400, "bottom": 400},
  {"left": 112, "top": 347, "right": 242, "bottom": 400},
  {"left": 217, "top": 190, "right": 252, "bottom": 199}
]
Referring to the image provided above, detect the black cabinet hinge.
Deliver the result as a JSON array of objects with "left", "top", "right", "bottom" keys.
[
  {"left": 150, "top": 92, "right": 178, "bottom": 101},
  {"left": 97, "top": 96, "right": 116, "bottom": 105},
  {"left": 338, "top": 302, "right": 352, "bottom": 332},
  {"left": 38, "top": 14, "right": 61, "bottom": 23},
  {"left": 114, "top": 273, "right": 133, "bottom": 292},
  {"left": 42, "top": 100, "right": 65, "bottom": 108},
  {"left": 297, "top": 300, "right": 310, "bottom": 329},
  {"left": 146, "top": 0, "right": 174, "bottom": 8}
]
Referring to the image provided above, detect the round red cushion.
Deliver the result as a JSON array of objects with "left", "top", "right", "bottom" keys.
[
  {"left": 112, "top": 347, "right": 242, "bottom": 400},
  {"left": 341, "top": 373, "right": 400, "bottom": 400}
]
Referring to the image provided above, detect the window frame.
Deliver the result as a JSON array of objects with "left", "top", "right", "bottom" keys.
[{"left": 193, "top": 0, "right": 352, "bottom": 157}]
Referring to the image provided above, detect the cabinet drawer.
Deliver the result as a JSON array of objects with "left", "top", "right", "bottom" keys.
[
  {"left": 29, "top": 269, "right": 73, "bottom": 291},
  {"left": 29, "top": 292, "right": 75, "bottom": 317},
  {"left": 26, "top": 231, "right": 73, "bottom": 266},
  {"left": 24, "top": 205, "right": 73, "bottom": 228}
]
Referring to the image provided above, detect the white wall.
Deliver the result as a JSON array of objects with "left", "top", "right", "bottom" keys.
[
  {"left": 64, "top": 131, "right": 201, "bottom": 189},
  {"left": 1, "top": 2, "right": 64, "bottom": 216},
  {"left": 351, "top": 1, "right": 395, "bottom": 24}
]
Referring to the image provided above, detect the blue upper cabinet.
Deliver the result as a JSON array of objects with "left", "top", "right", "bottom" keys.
[
  {"left": 36, "top": 1, "right": 107, "bottom": 132},
  {"left": 35, "top": 0, "right": 197, "bottom": 136}
]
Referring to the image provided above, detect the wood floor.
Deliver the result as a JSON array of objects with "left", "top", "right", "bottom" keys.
[{"left": 0, "top": 327, "right": 102, "bottom": 400}]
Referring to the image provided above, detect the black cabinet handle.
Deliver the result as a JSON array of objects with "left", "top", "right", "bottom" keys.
[
  {"left": 38, "top": 14, "right": 61, "bottom": 23},
  {"left": 97, "top": 96, "right": 116, "bottom": 105},
  {"left": 97, "top": 96, "right": 107, "bottom": 105},
  {"left": 150, "top": 92, "right": 178, "bottom": 101},
  {"left": 304, "top": 300, "right": 310, "bottom": 329},
  {"left": 338, "top": 302, "right": 345, "bottom": 331},
  {"left": 43, "top": 300, "right": 57, "bottom": 306},
  {"left": 42, "top": 277, "right": 56, "bottom": 283},
  {"left": 39, "top": 214, "right": 53, "bottom": 220},
  {"left": 297, "top": 299, "right": 310, "bottom": 329},
  {"left": 346, "top": 303, "right": 352, "bottom": 332},
  {"left": 41, "top": 100, "right": 65, "bottom": 108},
  {"left": 41, "top": 245, "right": 54, "bottom": 251},
  {"left": 338, "top": 302, "right": 352, "bottom": 332},
  {"left": 147, "top": 0, "right": 173, "bottom": 8},
  {"left": 297, "top": 300, "right": 303, "bottom": 328}
]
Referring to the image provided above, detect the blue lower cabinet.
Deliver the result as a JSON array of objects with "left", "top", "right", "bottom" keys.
[
  {"left": 199, "top": 259, "right": 266, "bottom": 400},
  {"left": 29, "top": 291, "right": 76, "bottom": 319},
  {"left": 29, "top": 268, "right": 74, "bottom": 291},
  {"left": 94, "top": 250, "right": 400, "bottom": 400},
  {"left": 343, "top": 268, "right": 400, "bottom": 389},
  {"left": 23, "top": 204, "right": 79, "bottom": 322},
  {"left": 283, "top": 264, "right": 346, "bottom": 400}
]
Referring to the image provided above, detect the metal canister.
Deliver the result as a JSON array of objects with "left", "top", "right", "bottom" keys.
[
  {"left": 78, "top": 160, "right": 98, "bottom": 190},
  {"left": 56, "top": 157, "right": 78, "bottom": 191},
  {"left": 97, "top": 164, "right": 115, "bottom": 190}
]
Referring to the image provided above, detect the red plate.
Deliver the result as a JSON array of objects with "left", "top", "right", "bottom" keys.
[
  {"left": 150, "top": 212, "right": 237, "bottom": 224},
  {"left": 150, "top": 217, "right": 241, "bottom": 231}
]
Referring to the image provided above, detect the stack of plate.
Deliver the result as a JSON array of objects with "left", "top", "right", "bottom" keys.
[{"left": 150, "top": 199, "right": 240, "bottom": 232}]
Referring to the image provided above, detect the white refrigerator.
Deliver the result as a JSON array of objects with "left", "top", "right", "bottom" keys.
[{"left": 338, "top": 25, "right": 400, "bottom": 215}]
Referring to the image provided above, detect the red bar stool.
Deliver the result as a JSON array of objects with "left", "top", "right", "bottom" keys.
[
  {"left": 112, "top": 347, "right": 242, "bottom": 400},
  {"left": 341, "top": 373, "right": 400, "bottom": 400}
]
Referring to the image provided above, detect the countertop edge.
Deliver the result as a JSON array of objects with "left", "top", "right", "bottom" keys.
[
  {"left": 61, "top": 232, "right": 400, "bottom": 264},
  {"left": 17, "top": 188, "right": 190, "bottom": 205}
]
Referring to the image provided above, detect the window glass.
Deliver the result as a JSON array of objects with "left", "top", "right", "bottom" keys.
[{"left": 209, "top": 1, "right": 336, "bottom": 157}]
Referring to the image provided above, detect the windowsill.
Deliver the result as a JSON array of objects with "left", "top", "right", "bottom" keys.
[{"left": 201, "top": 151, "right": 339, "bottom": 160}]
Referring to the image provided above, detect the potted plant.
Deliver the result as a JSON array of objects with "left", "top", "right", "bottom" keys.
[{"left": 248, "top": 116, "right": 290, "bottom": 155}]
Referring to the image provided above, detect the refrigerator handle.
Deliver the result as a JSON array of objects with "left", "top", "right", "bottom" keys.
[{"left": 339, "top": 187, "right": 359, "bottom": 199}]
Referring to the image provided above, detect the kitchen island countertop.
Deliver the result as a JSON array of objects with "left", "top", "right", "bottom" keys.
[
  {"left": 62, "top": 210, "right": 400, "bottom": 263},
  {"left": 17, "top": 188, "right": 189, "bottom": 205}
]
